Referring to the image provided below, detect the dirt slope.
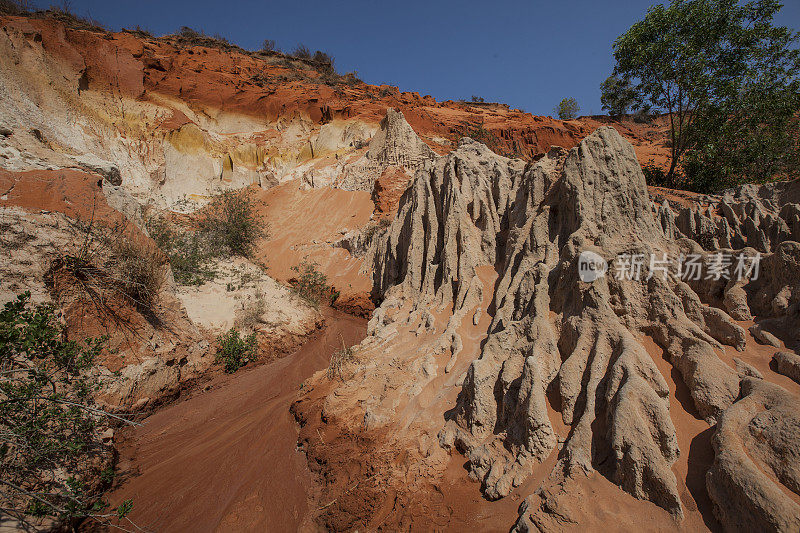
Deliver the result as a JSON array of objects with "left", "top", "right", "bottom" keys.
[{"left": 105, "top": 309, "right": 365, "bottom": 532}]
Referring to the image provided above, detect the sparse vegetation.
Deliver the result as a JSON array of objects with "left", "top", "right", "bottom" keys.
[
  {"left": 290, "top": 260, "right": 334, "bottom": 308},
  {"left": 554, "top": 97, "right": 580, "bottom": 120},
  {"left": 0, "top": 0, "right": 29, "bottom": 15},
  {"left": 121, "top": 25, "right": 154, "bottom": 39},
  {"left": 200, "top": 188, "right": 268, "bottom": 258},
  {"left": 170, "top": 26, "right": 242, "bottom": 51},
  {"left": 41, "top": 2, "right": 107, "bottom": 32},
  {"left": 361, "top": 218, "right": 392, "bottom": 247},
  {"left": 260, "top": 39, "right": 276, "bottom": 52},
  {"left": 46, "top": 215, "right": 166, "bottom": 324},
  {"left": 327, "top": 335, "right": 355, "bottom": 381},
  {"left": 146, "top": 189, "right": 269, "bottom": 287},
  {"left": 288, "top": 44, "right": 341, "bottom": 77},
  {"left": 146, "top": 215, "right": 217, "bottom": 286},
  {"left": 0, "top": 292, "right": 135, "bottom": 530},
  {"left": 292, "top": 44, "right": 311, "bottom": 59},
  {"left": 0, "top": 1, "right": 108, "bottom": 31},
  {"left": 215, "top": 328, "right": 257, "bottom": 373},
  {"left": 234, "top": 290, "right": 267, "bottom": 331},
  {"left": 453, "top": 120, "right": 504, "bottom": 154}
]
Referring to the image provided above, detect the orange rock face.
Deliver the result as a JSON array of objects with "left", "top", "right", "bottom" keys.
[
  {"left": 0, "top": 14, "right": 670, "bottom": 164},
  {"left": 372, "top": 166, "right": 412, "bottom": 216}
]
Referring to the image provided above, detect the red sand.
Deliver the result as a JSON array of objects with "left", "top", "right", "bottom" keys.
[
  {"left": 105, "top": 310, "right": 366, "bottom": 532},
  {"left": 253, "top": 181, "right": 375, "bottom": 314}
]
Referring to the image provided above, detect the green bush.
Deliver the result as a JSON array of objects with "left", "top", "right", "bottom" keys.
[
  {"left": 554, "top": 97, "right": 580, "bottom": 120},
  {"left": 200, "top": 189, "right": 268, "bottom": 258},
  {"left": 147, "top": 188, "right": 269, "bottom": 286},
  {"left": 0, "top": 292, "right": 134, "bottom": 529},
  {"left": 215, "top": 328, "right": 257, "bottom": 373},
  {"left": 290, "top": 260, "right": 333, "bottom": 308},
  {"left": 146, "top": 216, "right": 217, "bottom": 286}
]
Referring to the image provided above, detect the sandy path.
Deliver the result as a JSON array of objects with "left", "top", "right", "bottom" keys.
[{"left": 107, "top": 310, "right": 366, "bottom": 532}]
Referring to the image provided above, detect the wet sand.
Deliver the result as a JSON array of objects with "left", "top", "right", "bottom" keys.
[{"left": 106, "top": 309, "right": 366, "bottom": 532}]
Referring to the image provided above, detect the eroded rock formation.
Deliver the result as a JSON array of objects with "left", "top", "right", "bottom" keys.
[
  {"left": 340, "top": 108, "right": 436, "bottom": 192},
  {"left": 707, "top": 378, "right": 800, "bottom": 532},
  {"left": 298, "top": 126, "right": 800, "bottom": 530}
]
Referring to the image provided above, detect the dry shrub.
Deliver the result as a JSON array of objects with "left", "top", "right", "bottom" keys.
[
  {"left": 327, "top": 335, "right": 355, "bottom": 380},
  {"left": 362, "top": 217, "right": 392, "bottom": 247},
  {"left": 168, "top": 26, "right": 244, "bottom": 52},
  {"left": 234, "top": 290, "right": 267, "bottom": 331},
  {"left": 41, "top": 3, "right": 109, "bottom": 32},
  {"left": 261, "top": 39, "right": 276, "bottom": 52},
  {"left": 0, "top": 0, "right": 28, "bottom": 15},
  {"left": 46, "top": 216, "right": 165, "bottom": 324},
  {"left": 106, "top": 233, "right": 165, "bottom": 315}
]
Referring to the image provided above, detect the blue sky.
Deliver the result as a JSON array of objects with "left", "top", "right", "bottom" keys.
[{"left": 30, "top": 0, "right": 800, "bottom": 116}]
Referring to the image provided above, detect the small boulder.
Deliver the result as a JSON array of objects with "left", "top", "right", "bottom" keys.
[
  {"left": 773, "top": 351, "right": 800, "bottom": 384},
  {"left": 749, "top": 324, "right": 781, "bottom": 347},
  {"left": 100, "top": 428, "right": 115, "bottom": 444},
  {"left": 733, "top": 358, "right": 763, "bottom": 380},
  {"left": 87, "top": 163, "right": 123, "bottom": 186}
]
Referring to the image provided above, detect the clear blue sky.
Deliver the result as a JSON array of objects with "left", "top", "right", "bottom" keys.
[{"left": 30, "top": 0, "right": 800, "bottom": 116}]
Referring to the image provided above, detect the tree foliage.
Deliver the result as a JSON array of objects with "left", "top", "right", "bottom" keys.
[
  {"left": 554, "top": 97, "right": 580, "bottom": 120},
  {"left": 0, "top": 293, "right": 134, "bottom": 530},
  {"left": 606, "top": 0, "right": 800, "bottom": 191},
  {"left": 200, "top": 188, "right": 268, "bottom": 258},
  {"left": 600, "top": 75, "right": 646, "bottom": 116}
]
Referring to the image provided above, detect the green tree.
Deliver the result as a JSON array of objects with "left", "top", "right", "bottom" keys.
[
  {"left": 606, "top": 0, "right": 800, "bottom": 191},
  {"left": 0, "top": 293, "right": 134, "bottom": 529},
  {"left": 600, "top": 75, "right": 645, "bottom": 116},
  {"left": 554, "top": 97, "right": 580, "bottom": 120}
]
